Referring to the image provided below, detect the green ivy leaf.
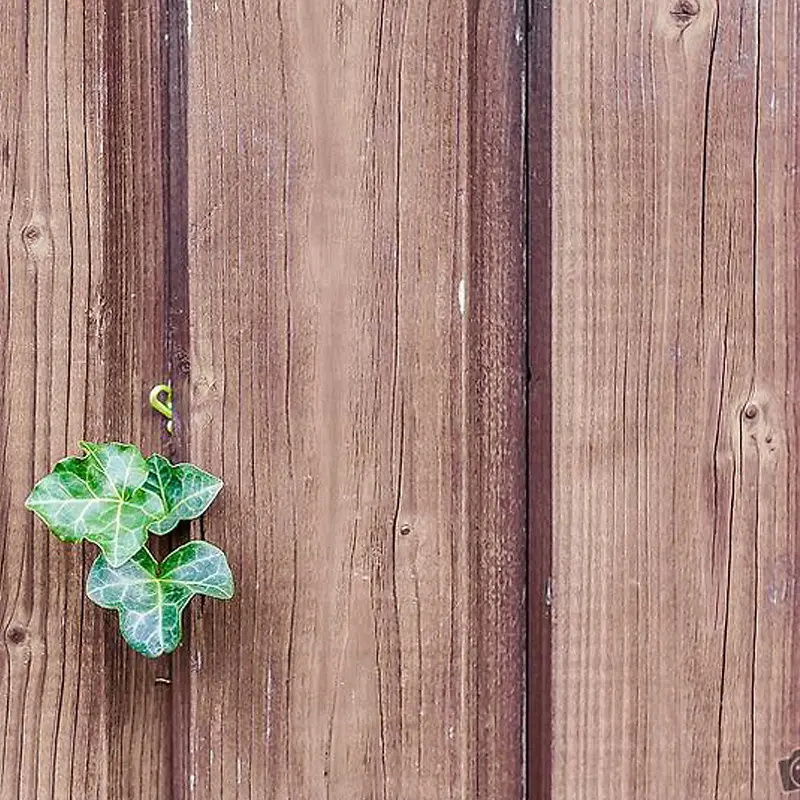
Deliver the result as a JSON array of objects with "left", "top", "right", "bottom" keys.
[
  {"left": 144, "top": 454, "right": 223, "bottom": 535},
  {"left": 86, "top": 541, "right": 234, "bottom": 658},
  {"left": 25, "top": 442, "right": 165, "bottom": 567}
]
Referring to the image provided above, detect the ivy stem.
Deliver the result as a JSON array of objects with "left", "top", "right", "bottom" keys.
[{"left": 149, "top": 383, "right": 174, "bottom": 434}]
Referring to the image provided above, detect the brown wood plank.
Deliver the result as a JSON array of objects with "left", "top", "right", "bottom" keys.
[
  {"left": 100, "top": 3, "right": 174, "bottom": 798},
  {"left": 183, "top": 1, "right": 525, "bottom": 797},
  {"left": 467, "top": 4, "right": 527, "bottom": 797},
  {"left": 0, "top": 1, "right": 172, "bottom": 797},
  {"left": 159, "top": 1, "right": 194, "bottom": 797},
  {"left": 527, "top": 0, "right": 553, "bottom": 797},
  {"left": 553, "top": 2, "right": 799, "bottom": 797}
]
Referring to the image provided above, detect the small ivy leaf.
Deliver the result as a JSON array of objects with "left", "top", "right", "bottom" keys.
[
  {"left": 86, "top": 541, "right": 234, "bottom": 658},
  {"left": 144, "top": 454, "right": 223, "bottom": 535},
  {"left": 24, "top": 442, "right": 165, "bottom": 567}
]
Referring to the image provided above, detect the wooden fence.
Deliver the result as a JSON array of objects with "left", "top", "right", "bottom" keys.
[{"left": 1, "top": 1, "right": 798, "bottom": 798}]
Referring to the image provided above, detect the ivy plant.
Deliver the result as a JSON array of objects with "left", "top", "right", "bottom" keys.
[
  {"left": 25, "top": 441, "right": 233, "bottom": 658},
  {"left": 87, "top": 542, "right": 232, "bottom": 658}
]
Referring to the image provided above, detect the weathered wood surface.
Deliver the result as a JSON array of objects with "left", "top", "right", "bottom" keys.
[
  {"left": 0, "top": 1, "right": 172, "bottom": 797},
  {"left": 527, "top": 0, "right": 553, "bottom": 796},
  {"left": 553, "top": 1, "right": 799, "bottom": 797},
  {"left": 183, "top": 1, "right": 526, "bottom": 798}
]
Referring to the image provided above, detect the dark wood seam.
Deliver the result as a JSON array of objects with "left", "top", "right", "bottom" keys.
[
  {"left": 160, "top": 1, "right": 191, "bottom": 798},
  {"left": 527, "top": 1, "right": 553, "bottom": 798}
]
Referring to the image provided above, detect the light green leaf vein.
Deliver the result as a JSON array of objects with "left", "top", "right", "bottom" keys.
[
  {"left": 86, "top": 542, "right": 234, "bottom": 657},
  {"left": 144, "top": 454, "right": 223, "bottom": 535},
  {"left": 24, "top": 442, "right": 165, "bottom": 566}
]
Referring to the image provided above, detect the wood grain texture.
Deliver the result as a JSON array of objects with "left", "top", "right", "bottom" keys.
[
  {"left": 527, "top": 0, "right": 553, "bottom": 797},
  {"left": 553, "top": 1, "right": 799, "bottom": 797},
  {"left": 184, "top": 1, "right": 525, "bottom": 798},
  {"left": 0, "top": 1, "right": 171, "bottom": 797}
]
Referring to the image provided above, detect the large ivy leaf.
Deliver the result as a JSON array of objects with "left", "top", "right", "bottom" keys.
[
  {"left": 144, "top": 454, "right": 223, "bottom": 535},
  {"left": 86, "top": 541, "right": 234, "bottom": 657},
  {"left": 25, "top": 442, "right": 165, "bottom": 567}
]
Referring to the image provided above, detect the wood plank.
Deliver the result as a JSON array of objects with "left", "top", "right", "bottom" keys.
[
  {"left": 527, "top": 0, "right": 553, "bottom": 796},
  {"left": 0, "top": 1, "right": 172, "bottom": 796},
  {"left": 160, "top": 1, "right": 194, "bottom": 797},
  {"left": 100, "top": 3, "right": 174, "bottom": 797},
  {"left": 184, "top": 1, "right": 525, "bottom": 797},
  {"left": 553, "top": 1, "right": 800, "bottom": 797},
  {"left": 466, "top": 4, "right": 527, "bottom": 797}
]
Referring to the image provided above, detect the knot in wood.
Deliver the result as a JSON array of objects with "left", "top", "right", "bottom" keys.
[
  {"left": 21, "top": 222, "right": 51, "bottom": 258},
  {"left": 22, "top": 224, "right": 42, "bottom": 243},
  {"left": 670, "top": 0, "right": 700, "bottom": 27},
  {"left": 744, "top": 404, "right": 759, "bottom": 420},
  {"left": 6, "top": 626, "right": 26, "bottom": 645}
]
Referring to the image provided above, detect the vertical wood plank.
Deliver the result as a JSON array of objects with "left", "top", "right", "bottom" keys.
[
  {"left": 184, "top": 1, "right": 525, "bottom": 797},
  {"left": 159, "top": 1, "right": 194, "bottom": 794},
  {"left": 527, "top": 0, "right": 553, "bottom": 797},
  {"left": 0, "top": 1, "right": 172, "bottom": 797},
  {"left": 100, "top": 3, "right": 173, "bottom": 798},
  {"left": 751, "top": 0, "right": 800, "bottom": 793},
  {"left": 553, "top": 1, "right": 799, "bottom": 797},
  {"left": 467, "top": 3, "right": 527, "bottom": 797}
]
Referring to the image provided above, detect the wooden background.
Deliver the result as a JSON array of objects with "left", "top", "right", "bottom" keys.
[
  {"left": 0, "top": 1, "right": 798, "bottom": 799},
  {"left": 0, "top": 0, "right": 525, "bottom": 798},
  {"left": 552, "top": 1, "right": 799, "bottom": 798}
]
